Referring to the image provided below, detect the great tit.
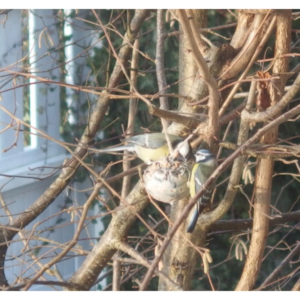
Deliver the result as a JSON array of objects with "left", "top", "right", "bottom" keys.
[
  {"left": 95, "top": 133, "right": 191, "bottom": 165},
  {"left": 187, "top": 149, "right": 218, "bottom": 233}
]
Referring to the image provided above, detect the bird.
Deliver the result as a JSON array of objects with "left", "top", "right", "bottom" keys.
[
  {"left": 186, "top": 149, "right": 218, "bottom": 233},
  {"left": 94, "top": 133, "right": 191, "bottom": 165}
]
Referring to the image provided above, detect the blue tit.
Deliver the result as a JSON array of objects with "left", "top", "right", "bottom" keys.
[
  {"left": 187, "top": 149, "right": 218, "bottom": 233},
  {"left": 95, "top": 133, "right": 191, "bottom": 165}
]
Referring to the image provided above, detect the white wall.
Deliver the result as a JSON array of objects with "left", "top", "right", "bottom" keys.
[{"left": 0, "top": 9, "right": 105, "bottom": 291}]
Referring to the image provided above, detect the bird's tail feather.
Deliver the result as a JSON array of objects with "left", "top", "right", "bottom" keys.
[
  {"left": 187, "top": 203, "right": 200, "bottom": 233},
  {"left": 186, "top": 202, "right": 205, "bottom": 233}
]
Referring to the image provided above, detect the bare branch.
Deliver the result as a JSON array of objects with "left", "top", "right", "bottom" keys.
[
  {"left": 116, "top": 241, "right": 182, "bottom": 291},
  {"left": 221, "top": 12, "right": 270, "bottom": 80},
  {"left": 292, "top": 276, "right": 300, "bottom": 291},
  {"left": 209, "top": 210, "right": 300, "bottom": 232},
  {"left": 219, "top": 16, "right": 276, "bottom": 117},
  {"left": 186, "top": 9, "right": 208, "bottom": 54},
  {"left": 23, "top": 176, "right": 105, "bottom": 290},
  {"left": 257, "top": 242, "right": 300, "bottom": 290},
  {"left": 148, "top": 105, "right": 205, "bottom": 128},
  {"left": 141, "top": 76, "right": 300, "bottom": 291},
  {"left": 68, "top": 180, "right": 149, "bottom": 290},
  {"left": 236, "top": 10, "right": 291, "bottom": 291},
  {"left": 176, "top": 9, "right": 219, "bottom": 147},
  {"left": 241, "top": 9, "right": 276, "bottom": 14},
  {"left": 156, "top": 9, "right": 170, "bottom": 128},
  {"left": 112, "top": 250, "right": 122, "bottom": 291},
  {"left": 230, "top": 10, "right": 254, "bottom": 51}
]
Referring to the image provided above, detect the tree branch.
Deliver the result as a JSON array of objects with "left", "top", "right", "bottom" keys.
[
  {"left": 257, "top": 242, "right": 300, "bottom": 290},
  {"left": 148, "top": 105, "right": 205, "bottom": 128},
  {"left": 23, "top": 175, "right": 105, "bottom": 290},
  {"left": 221, "top": 12, "right": 270, "bottom": 80},
  {"left": 219, "top": 142, "right": 300, "bottom": 159},
  {"left": 241, "top": 72, "right": 300, "bottom": 123},
  {"left": 177, "top": 9, "right": 219, "bottom": 147},
  {"left": 205, "top": 80, "right": 256, "bottom": 225},
  {"left": 68, "top": 180, "right": 149, "bottom": 290},
  {"left": 140, "top": 93, "right": 300, "bottom": 292},
  {"left": 236, "top": 10, "right": 291, "bottom": 291},
  {"left": 62, "top": 10, "right": 151, "bottom": 290},
  {"left": 230, "top": 10, "right": 254, "bottom": 51},
  {"left": 292, "top": 276, "right": 300, "bottom": 291},
  {"left": 209, "top": 210, "right": 300, "bottom": 232},
  {"left": 219, "top": 15, "right": 276, "bottom": 117},
  {"left": 156, "top": 9, "right": 170, "bottom": 128},
  {"left": 116, "top": 241, "right": 182, "bottom": 291}
]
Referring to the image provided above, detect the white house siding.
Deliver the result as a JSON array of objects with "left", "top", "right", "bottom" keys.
[{"left": 0, "top": 10, "right": 105, "bottom": 290}]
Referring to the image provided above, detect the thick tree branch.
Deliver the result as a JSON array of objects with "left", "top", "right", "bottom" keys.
[
  {"left": 221, "top": 12, "right": 271, "bottom": 80},
  {"left": 236, "top": 10, "right": 291, "bottom": 291},
  {"left": 219, "top": 16, "right": 276, "bottom": 117},
  {"left": 61, "top": 10, "right": 151, "bottom": 290},
  {"left": 242, "top": 9, "right": 276, "bottom": 14},
  {"left": 177, "top": 9, "right": 219, "bottom": 147},
  {"left": 114, "top": 37, "right": 141, "bottom": 291},
  {"left": 148, "top": 105, "right": 205, "bottom": 128},
  {"left": 156, "top": 9, "right": 170, "bottom": 128},
  {"left": 158, "top": 9, "right": 214, "bottom": 292},
  {"left": 230, "top": 10, "right": 254, "bottom": 51},
  {"left": 235, "top": 158, "right": 273, "bottom": 291},
  {"left": 2, "top": 280, "right": 83, "bottom": 291},
  {"left": 209, "top": 210, "right": 300, "bottom": 232},
  {"left": 292, "top": 276, "right": 300, "bottom": 291},
  {"left": 68, "top": 180, "right": 149, "bottom": 290},
  {"left": 186, "top": 9, "right": 208, "bottom": 54},
  {"left": 204, "top": 80, "right": 256, "bottom": 226}
]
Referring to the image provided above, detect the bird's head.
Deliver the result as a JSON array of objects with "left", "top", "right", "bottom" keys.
[{"left": 194, "top": 149, "right": 215, "bottom": 163}]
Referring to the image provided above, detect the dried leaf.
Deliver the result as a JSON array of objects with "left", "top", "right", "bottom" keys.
[
  {"left": 235, "top": 242, "right": 241, "bottom": 260},
  {"left": 203, "top": 253, "right": 210, "bottom": 274},
  {"left": 239, "top": 239, "right": 248, "bottom": 255},
  {"left": 256, "top": 71, "right": 272, "bottom": 111},
  {"left": 205, "top": 251, "right": 213, "bottom": 263}
]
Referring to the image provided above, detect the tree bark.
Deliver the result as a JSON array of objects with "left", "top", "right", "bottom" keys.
[
  {"left": 236, "top": 10, "right": 291, "bottom": 291},
  {"left": 157, "top": 10, "right": 209, "bottom": 291}
]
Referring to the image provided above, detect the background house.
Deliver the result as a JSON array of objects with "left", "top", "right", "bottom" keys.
[{"left": 0, "top": 9, "right": 105, "bottom": 290}]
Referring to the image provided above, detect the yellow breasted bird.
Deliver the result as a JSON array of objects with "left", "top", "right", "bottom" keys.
[
  {"left": 95, "top": 133, "right": 191, "bottom": 165},
  {"left": 187, "top": 149, "right": 218, "bottom": 233}
]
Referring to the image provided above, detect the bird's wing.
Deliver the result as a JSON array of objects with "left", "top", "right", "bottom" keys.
[
  {"left": 127, "top": 133, "right": 182, "bottom": 149},
  {"left": 196, "top": 164, "right": 216, "bottom": 208},
  {"left": 95, "top": 144, "right": 135, "bottom": 153},
  {"left": 187, "top": 159, "right": 217, "bottom": 233}
]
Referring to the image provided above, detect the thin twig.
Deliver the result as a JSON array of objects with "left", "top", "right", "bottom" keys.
[
  {"left": 116, "top": 241, "right": 181, "bottom": 291},
  {"left": 23, "top": 178, "right": 104, "bottom": 290},
  {"left": 257, "top": 242, "right": 300, "bottom": 290},
  {"left": 112, "top": 250, "right": 122, "bottom": 291}
]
